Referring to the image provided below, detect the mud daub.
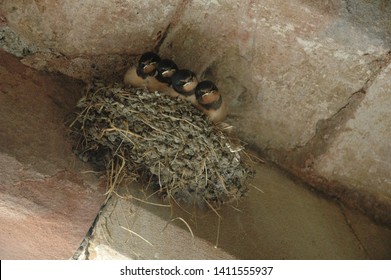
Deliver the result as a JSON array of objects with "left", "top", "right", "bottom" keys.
[{"left": 70, "top": 80, "right": 254, "bottom": 208}]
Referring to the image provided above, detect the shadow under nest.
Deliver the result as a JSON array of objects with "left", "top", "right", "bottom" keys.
[{"left": 70, "top": 80, "right": 255, "bottom": 209}]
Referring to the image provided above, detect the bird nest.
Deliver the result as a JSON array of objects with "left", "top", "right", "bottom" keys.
[{"left": 70, "top": 80, "right": 255, "bottom": 208}]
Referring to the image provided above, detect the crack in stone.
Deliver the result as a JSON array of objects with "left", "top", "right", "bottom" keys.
[
  {"left": 153, "top": 0, "right": 190, "bottom": 54},
  {"left": 71, "top": 235, "right": 90, "bottom": 260},
  {"left": 338, "top": 202, "right": 371, "bottom": 259},
  {"left": 288, "top": 88, "right": 365, "bottom": 168},
  {"left": 153, "top": 24, "right": 171, "bottom": 53},
  {"left": 361, "top": 51, "right": 391, "bottom": 91},
  {"left": 264, "top": 51, "right": 391, "bottom": 227},
  {"left": 289, "top": 51, "right": 391, "bottom": 167},
  {"left": 71, "top": 196, "right": 112, "bottom": 259}
]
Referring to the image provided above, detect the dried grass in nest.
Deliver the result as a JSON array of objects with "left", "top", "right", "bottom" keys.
[{"left": 70, "top": 80, "right": 255, "bottom": 208}]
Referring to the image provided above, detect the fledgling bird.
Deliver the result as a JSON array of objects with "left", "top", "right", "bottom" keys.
[
  {"left": 170, "top": 69, "right": 199, "bottom": 104},
  {"left": 147, "top": 59, "right": 178, "bottom": 95},
  {"left": 195, "top": 80, "right": 228, "bottom": 123},
  {"left": 124, "top": 52, "right": 160, "bottom": 88}
]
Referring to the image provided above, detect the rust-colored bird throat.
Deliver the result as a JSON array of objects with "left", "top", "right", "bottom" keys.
[{"left": 200, "top": 95, "right": 222, "bottom": 110}]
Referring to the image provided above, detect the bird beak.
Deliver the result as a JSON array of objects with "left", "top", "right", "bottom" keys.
[
  {"left": 202, "top": 90, "right": 215, "bottom": 97},
  {"left": 143, "top": 62, "right": 157, "bottom": 72},
  {"left": 162, "top": 70, "right": 174, "bottom": 77}
]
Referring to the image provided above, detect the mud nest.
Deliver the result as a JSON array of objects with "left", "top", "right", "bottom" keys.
[{"left": 70, "top": 80, "right": 254, "bottom": 207}]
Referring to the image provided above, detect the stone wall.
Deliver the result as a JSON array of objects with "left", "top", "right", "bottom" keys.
[
  {"left": 0, "top": 50, "right": 106, "bottom": 259},
  {"left": 1, "top": 0, "right": 390, "bottom": 224}
]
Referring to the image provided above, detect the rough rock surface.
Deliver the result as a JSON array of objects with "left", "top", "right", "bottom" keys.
[
  {"left": 0, "top": 50, "right": 106, "bottom": 259},
  {"left": 315, "top": 63, "right": 391, "bottom": 196},
  {"left": 1, "top": 0, "right": 180, "bottom": 56},
  {"left": 1, "top": 0, "right": 391, "bottom": 224},
  {"left": 313, "top": 63, "right": 391, "bottom": 221},
  {"left": 0, "top": 0, "right": 182, "bottom": 81}
]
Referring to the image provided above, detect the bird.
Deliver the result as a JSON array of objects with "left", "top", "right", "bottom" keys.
[
  {"left": 147, "top": 59, "right": 178, "bottom": 95},
  {"left": 124, "top": 52, "right": 160, "bottom": 88},
  {"left": 170, "top": 69, "right": 198, "bottom": 104},
  {"left": 195, "top": 80, "right": 228, "bottom": 123}
]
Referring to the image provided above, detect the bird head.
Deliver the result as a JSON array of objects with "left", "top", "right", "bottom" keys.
[
  {"left": 171, "top": 69, "right": 198, "bottom": 96},
  {"left": 195, "top": 80, "right": 221, "bottom": 105},
  {"left": 138, "top": 52, "right": 160, "bottom": 75},
  {"left": 156, "top": 59, "right": 178, "bottom": 84}
]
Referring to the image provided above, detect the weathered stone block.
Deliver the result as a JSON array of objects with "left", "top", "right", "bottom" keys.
[
  {"left": 314, "top": 63, "right": 391, "bottom": 206},
  {"left": 1, "top": 0, "right": 181, "bottom": 56},
  {"left": 0, "top": 50, "right": 105, "bottom": 259}
]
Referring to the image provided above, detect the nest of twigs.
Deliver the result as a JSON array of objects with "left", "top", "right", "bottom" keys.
[{"left": 70, "top": 80, "right": 254, "bottom": 208}]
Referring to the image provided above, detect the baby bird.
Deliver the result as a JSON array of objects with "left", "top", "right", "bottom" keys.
[
  {"left": 195, "top": 80, "right": 228, "bottom": 123},
  {"left": 147, "top": 59, "right": 178, "bottom": 94},
  {"left": 124, "top": 52, "right": 160, "bottom": 88},
  {"left": 170, "top": 69, "right": 199, "bottom": 104}
]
